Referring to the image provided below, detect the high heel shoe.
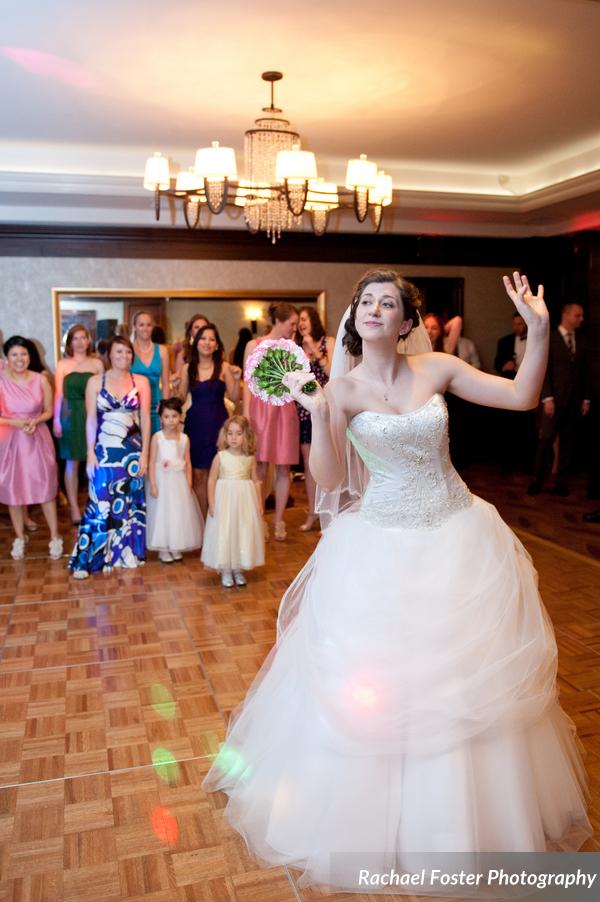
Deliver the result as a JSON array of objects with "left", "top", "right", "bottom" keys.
[
  {"left": 299, "top": 513, "right": 316, "bottom": 532},
  {"left": 273, "top": 521, "right": 287, "bottom": 542}
]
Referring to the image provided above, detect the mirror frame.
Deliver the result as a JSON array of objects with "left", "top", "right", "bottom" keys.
[{"left": 52, "top": 287, "right": 327, "bottom": 361}]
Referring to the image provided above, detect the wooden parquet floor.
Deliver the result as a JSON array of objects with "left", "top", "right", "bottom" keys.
[{"left": 0, "top": 469, "right": 599, "bottom": 902}]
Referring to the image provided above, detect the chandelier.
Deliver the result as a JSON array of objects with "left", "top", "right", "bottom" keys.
[{"left": 143, "top": 71, "right": 393, "bottom": 243}]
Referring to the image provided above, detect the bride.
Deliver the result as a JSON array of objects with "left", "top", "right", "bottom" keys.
[{"left": 203, "top": 270, "right": 591, "bottom": 893}]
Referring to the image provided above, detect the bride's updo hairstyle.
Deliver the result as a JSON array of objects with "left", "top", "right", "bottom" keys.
[{"left": 343, "top": 269, "right": 422, "bottom": 357}]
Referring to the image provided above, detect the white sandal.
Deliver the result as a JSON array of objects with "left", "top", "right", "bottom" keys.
[
  {"left": 11, "top": 536, "right": 27, "bottom": 560},
  {"left": 49, "top": 536, "right": 64, "bottom": 560}
]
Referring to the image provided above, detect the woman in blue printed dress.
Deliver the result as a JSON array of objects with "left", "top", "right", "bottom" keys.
[{"left": 69, "top": 336, "right": 151, "bottom": 578}]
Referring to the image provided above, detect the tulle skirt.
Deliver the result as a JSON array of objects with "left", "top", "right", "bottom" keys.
[
  {"left": 203, "top": 496, "right": 591, "bottom": 893},
  {"left": 202, "top": 479, "right": 265, "bottom": 571},
  {"left": 146, "top": 470, "right": 203, "bottom": 552}
]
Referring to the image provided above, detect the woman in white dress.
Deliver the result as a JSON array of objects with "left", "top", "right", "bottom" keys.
[{"left": 203, "top": 270, "right": 590, "bottom": 893}]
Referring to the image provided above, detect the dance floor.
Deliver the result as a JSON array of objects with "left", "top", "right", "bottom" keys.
[{"left": 0, "top": 468, "right": 599, "bottom": 901}]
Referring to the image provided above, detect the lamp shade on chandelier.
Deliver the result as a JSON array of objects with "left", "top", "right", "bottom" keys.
[{"left": 143, "top": 72, "right": 394, "bottom": 243}]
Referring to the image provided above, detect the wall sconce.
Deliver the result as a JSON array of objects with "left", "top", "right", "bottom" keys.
[{"left": 246, "top": 305, "right": 263, "bottom": 335}]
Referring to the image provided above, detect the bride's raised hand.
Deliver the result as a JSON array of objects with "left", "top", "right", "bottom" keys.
[
  {"left": 282, "top": 371, "right": 328, "bottom": 416},
  {"left": 502, "top": 272, "right": 549, "bottom": 335}
]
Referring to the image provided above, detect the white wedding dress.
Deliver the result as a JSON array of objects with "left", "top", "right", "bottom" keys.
[{"left": 203, "top": 393, "right": 591, "bottom": 893}]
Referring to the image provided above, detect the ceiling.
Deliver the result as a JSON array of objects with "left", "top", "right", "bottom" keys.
[{"left": 1, "top": 0, "right": 599, "bottom": 238}]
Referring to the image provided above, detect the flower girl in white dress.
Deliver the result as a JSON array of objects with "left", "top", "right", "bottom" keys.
[
  {"left": 202, "top": 415, "right": 265, "bottom": 587},
  {"left": 203, "top": 271, "right": 591, "bottom": 895},
  {"left": 147, "top": 398, "right": 203, "bottom": 562}
]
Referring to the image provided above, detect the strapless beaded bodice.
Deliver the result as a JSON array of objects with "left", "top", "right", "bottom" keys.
[{"left": 347, "top": 393, "right": 472, "bottom": 529}]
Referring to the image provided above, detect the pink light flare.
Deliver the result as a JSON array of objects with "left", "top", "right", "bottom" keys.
[{"left": 1, "top": 46, "right": 100, "bottom": 92}]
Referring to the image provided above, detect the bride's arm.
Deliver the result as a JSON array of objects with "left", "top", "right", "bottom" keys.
[
  {"left": 283, "top": 373, "right": 347, "bottom": 491},
  {"left": 430, "top": 273, "right": 549, "bottom": 411}
]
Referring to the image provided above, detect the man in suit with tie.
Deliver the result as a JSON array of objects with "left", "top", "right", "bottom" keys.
[{"left": 528, "top": 303, "right": 591, "bottom": 496}]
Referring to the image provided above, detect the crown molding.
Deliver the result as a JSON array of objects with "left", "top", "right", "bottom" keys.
[{"left": 0, "top": 169, "right": 598, "bottom": 238}]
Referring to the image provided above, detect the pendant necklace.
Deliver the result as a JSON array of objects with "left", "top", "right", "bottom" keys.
[
  {"left": 378, "top": 375, "right": 395, "bottom": 403},
  {"left": 366, "top": 361, "right": 398, "bottom": 404},
  {"left": 381, "top": 372, "right": 396, "bottom": 402}
]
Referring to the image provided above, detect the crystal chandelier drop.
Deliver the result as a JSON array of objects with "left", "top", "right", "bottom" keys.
[
  {"left": 144, "top": 72, "right": 393, "bottom": 243},
  {"left": 243, "top": 85, "right": 303, "bottom": 241}
]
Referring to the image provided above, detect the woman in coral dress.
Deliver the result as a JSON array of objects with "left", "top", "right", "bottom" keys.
[{"left": 243, "top": 302, "right": 299, "bottom": 541}]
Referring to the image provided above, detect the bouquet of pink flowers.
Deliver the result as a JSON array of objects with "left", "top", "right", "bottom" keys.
[{"left": 244, "top": 339, "right": 317, "bottom": 406}]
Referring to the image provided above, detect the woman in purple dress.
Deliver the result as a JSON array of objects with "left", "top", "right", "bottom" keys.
[{"left": 180, "top": 324, "right": 241, "bottom": 519}]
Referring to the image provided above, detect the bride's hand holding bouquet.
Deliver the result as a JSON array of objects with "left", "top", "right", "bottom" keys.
[
  {"left": 244, "top": 338, "right": 325, "bottom": 413},
  {"left": 282, "top": 370, "right": 329, "bottom": 417}
]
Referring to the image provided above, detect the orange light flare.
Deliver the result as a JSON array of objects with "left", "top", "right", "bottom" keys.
[{"left": 151, "top": 805, "right": 179, "bottom": 846}]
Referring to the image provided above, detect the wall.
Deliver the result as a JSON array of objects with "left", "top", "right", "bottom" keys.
[{"left": 0, "top": 256, "right": 515, "bottom": 371}]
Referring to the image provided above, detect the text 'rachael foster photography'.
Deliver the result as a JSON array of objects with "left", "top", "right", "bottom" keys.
[{"left": 357, "top": 868, "right": 598, "bottom": 891}]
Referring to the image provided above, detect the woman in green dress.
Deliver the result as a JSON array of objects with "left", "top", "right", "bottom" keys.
[{"left": 53, "top": 325, "right": 104, "bottom": 523}]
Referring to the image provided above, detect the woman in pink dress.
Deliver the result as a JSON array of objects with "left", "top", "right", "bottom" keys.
[
  {"left": 0, "top": 336, "right": 62, "bottom": 561},
  {"left": 243, "top": 303, "right": 299, "bottom": 541}
]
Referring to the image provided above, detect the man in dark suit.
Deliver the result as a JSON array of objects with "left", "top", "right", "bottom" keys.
[
  {"left": 495, "top": 313, "right": 528, "bottom": 379},
  {"left": 528, "top": 303, "right": 591, "bottom": 495},
  {"left": 494, "top": 314, "right": 534, "bottom": 473}
]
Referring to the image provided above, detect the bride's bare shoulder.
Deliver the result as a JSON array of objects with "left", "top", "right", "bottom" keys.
[
  {"left": 326, "top": 369, "right": 361, "bottom": 396},
  {"left": 325, "top": 370, "right": 363, "bottom": 417},
  {"left": 407, "top": 351, "right": 450, "bottom": 373},
  {"left": 406, "top": 350, "right": 439, "bottom": 364}
]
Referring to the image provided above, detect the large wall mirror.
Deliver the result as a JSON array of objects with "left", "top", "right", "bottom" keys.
[{"left": 52, "top": 289, "right": 327, "bottom": 361}]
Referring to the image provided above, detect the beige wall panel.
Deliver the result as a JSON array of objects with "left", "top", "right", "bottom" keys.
[{"left": 0, "top": 256, "right": 517, "bottom": 371}]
